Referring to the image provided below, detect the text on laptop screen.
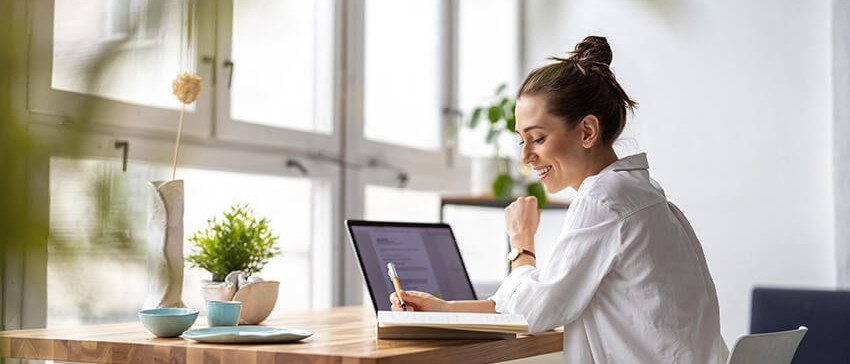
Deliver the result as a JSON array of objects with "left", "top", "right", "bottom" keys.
[{"left": 349, "top": 224, "right": 477, "bottom": 311}]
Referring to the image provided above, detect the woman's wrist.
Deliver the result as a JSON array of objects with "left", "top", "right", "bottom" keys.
[
  {"left": 509, "top": 234, "right": 535, "bottom": 251},
  {"left": 441, "top": 300, "right": 455, "bottom": 312}
]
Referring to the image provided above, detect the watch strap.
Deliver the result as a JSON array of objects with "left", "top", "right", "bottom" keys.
[
  {"left": 508, "top": 248, "right": 536, "bottom": 262},
  {"left": 519, "top": 249, "right": 536, "bottom": 260}
]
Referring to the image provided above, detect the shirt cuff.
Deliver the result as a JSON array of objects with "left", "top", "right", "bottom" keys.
[{"left": 489, "top": 265, "right": 536, "bottom": 313}]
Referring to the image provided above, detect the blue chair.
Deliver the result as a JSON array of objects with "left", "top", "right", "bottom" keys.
[{"left": 750, "top": 287, "right": 850, "bottom": 363}]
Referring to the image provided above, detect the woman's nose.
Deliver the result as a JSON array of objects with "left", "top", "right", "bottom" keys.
[{"left": 520, "top": 144, "right": 534, "bottom": 165}]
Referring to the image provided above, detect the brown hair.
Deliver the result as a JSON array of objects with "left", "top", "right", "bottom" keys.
[{"left": 517, "top": 36, "right": 637, "bottom": 145}]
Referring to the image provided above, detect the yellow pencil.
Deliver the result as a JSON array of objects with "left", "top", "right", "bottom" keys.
[{"left": 386, "top": 262, "right": 407, "bottom": 310}]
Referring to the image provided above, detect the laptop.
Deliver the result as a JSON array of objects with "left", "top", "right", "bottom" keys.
[{"left": 346, "top": 220, "right": 478, "bottom": 312}]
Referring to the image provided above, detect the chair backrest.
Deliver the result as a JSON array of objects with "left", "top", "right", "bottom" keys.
[
  {"left": 751, "top": 287, "right": 850, "bottom": 363},
  {"left": 727, "top": 327, "right": 807, "bottom": 364}
]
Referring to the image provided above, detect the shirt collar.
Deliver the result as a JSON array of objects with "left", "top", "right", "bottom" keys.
[
  {"left": 601, "top": 152, "right": 649, "bottom": 173},
  {"left": 575, "top": 153, "right": 649, "bottom": 196}
]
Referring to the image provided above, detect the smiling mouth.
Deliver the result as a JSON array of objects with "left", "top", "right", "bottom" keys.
[{"left": 535, "top": 166, "right": 552, "bottom": 180}]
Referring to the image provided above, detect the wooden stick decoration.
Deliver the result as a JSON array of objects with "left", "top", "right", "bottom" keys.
[{"left": 170, "top": 72, "right": 202, "bottom": 180}]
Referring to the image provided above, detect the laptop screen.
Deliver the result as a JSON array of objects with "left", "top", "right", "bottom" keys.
[{"left": 347, "top": 220, "right": 478, "bottom": 311}]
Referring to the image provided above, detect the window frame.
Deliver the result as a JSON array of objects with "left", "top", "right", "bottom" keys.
[
  {"left": 212, "top": 0, "right": 343, "bottom": 154},
  {"left": 28, "top": 0, "right": 215, "bottom": 139},
  {"left": 344, "top": 0, "right": 457, "bottom": 169}
]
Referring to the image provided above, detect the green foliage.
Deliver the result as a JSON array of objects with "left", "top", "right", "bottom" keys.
[
  {"left": 526, "top": 182, "right": 547, "bottom": 209},
  {"left": 468, "top": 84, "right": 517, "bottom": 145},
  {"left": 469, "top": 107, "right": 483, "bottom": 129},
  {"left": 456, "top": 85, "right": 516, "bottom": 148},
  {"left": 492, "top": 173, "right": 515, "bottom": 201},
  {"left": 185, "top": 204, "right": 281, "bottom": 281}
]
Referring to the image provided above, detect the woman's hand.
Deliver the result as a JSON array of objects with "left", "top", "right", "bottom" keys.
[
  {"left": 389, "top": 290, "right": 450, "bottom": 312},
  {"left": 505, "top": 196, "right": 541, "bottom": 250}
]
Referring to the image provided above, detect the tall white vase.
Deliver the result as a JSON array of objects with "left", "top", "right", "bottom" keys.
[{"left": 142, "top": 180, "right": 186, "bottom": 309}]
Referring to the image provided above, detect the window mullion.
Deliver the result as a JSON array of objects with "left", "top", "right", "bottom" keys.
[{"left": 340, "top": 0, "right": 367, "bottom": 306}]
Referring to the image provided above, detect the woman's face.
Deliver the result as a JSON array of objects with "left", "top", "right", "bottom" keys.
[{"left": 514, "top": 94, "right": 589, "bottom": 193}]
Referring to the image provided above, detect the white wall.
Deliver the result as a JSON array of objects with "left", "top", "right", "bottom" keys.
[
  {"left": 524, "top": 0, "right": 836, "bottom": 342},
  {"left": 835, "top": 0, "right": 850, "bottom": 286}
]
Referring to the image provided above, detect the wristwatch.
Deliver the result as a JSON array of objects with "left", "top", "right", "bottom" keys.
[{"left": 507, "top": 248, "right": 536, "bottom": 262}]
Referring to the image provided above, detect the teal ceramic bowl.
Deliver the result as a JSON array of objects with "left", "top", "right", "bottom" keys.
[{"left": 139, "top": 308, "right": 199, "bottom": 338}]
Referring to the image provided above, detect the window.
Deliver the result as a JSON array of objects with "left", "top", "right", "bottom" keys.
[
  {"left": 48, "top": 157, "right": 150, "bottom": 326},
  {"left": 30, "top": 0, "right": 212, "bottom": 137},
  {"left": 20, "top": 0, "right": 521, "bottom": 329},
  {"left": 228, "top": 0, "right": 334, "bottom": 134},
  {"left": 362, "top": 0, "right": 443, "bottom": 151},
  {"left": 211, "top": 0, "right": 338, "bottom": 150},
  {"left": 51, "top": 0, "right": 192, "bottom": 110},
  {"left": 364, "top": 185, "right": 441, "bottom": 223}
]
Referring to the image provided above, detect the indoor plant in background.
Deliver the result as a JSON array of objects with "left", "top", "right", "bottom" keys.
[
  {"left": 141, "top": 72, "right": 202, "bottom": 310},
  {"left": 186, "top": 204, "right": 282, "bottom": 325},
  {"left": 463, "top": 84, "right": 547, "bottom": 208}
]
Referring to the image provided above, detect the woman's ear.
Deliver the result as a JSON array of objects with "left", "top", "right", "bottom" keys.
[{"left": 579, "top": 115, "right": 601, "bottom": 149}]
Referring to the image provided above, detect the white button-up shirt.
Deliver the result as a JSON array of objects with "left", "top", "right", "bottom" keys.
[{"left": 491, "top": 153, "right": 728, "bottom": 363}]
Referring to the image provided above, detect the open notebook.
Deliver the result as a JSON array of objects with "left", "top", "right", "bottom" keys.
[{"left": 377, "top": 311, "right": 529, "bottom": 340}]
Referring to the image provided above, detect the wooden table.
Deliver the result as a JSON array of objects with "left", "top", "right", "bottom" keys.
[{"left": 0, "top": 306, "right": 563, "bottom": 363}]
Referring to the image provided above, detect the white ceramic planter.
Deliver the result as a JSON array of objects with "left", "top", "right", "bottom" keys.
[
  {"left": 200, "top": 272, "right": 239, "bottom": 302},
  {"left": 142, "top": 180, "right": 186, "bottom": 309},
  {"left": 201, "top": 271, "right": 279, "bottom": 325}
]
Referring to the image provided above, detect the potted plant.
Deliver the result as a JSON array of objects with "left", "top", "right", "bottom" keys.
[
  {"left": 186, "top": 204, "right": 281, "bottom": 324},
  {"left": 460, "top": 84, "right": 547, "bottom": 208}
]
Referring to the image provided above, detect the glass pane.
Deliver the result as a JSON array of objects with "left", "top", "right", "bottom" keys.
[
  {"left": 48, "top": 157, "right": 319, "bottom": 327},
  {"left": 457, "top": 0, "right": 519, "bottom": 157},
  {"left": 363, "top": 0, "right": 442, "bottom": 150},
  {"left": 230, "top": 0, "right": 334, "bottom": 133},
  {"left": 364, "top": 185, "right": 441, "bottom": 223},
  {"left": 52, "top": 0, "right": 191, "bottom": 110},
  {"left": 48, "top": 158, "right": 151, "bottom": 326}
]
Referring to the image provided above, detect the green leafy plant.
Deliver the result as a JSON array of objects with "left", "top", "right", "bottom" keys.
[
  {"left": 464, "top": 83, "right": 547, "bottom": 208},
  {"left": 468, "top": 83, "right": 517, "bottom": 147},
  {"left": 185, "top": 204, "right": 281, "bottom": 282}
]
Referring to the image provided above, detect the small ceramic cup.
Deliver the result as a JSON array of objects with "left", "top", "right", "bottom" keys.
[{"left": 208, "top": 301, "right": 242, "bottom": 327}]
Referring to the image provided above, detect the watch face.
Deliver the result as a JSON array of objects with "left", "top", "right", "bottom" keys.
[{"left": 507, "top": 248, "right": 520, "bottom": 261}]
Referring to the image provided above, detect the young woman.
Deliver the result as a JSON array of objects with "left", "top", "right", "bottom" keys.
[{"left": 389, "top": 36, "right": 728, "bottom": 363}]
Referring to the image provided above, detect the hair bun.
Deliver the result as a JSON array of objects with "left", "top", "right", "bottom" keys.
[{"left": 569, "top": 36, "right": 613, "bottom": 66}]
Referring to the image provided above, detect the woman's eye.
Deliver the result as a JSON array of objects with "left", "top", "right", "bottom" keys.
[{"left": 519, "top": 136, "right": 545, "bottom": 145}]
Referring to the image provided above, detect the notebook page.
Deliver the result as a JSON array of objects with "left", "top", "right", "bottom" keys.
[{"left": 378, "top": 311, "right": 528, "bottom": 327}]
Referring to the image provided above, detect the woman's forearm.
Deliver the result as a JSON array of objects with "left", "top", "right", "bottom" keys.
[
  {"left": 446, "top": 299, "right": 498, "bottom": 313},
  {"left": 511, "top": 254, "right": 536, "bottom": 270}
]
